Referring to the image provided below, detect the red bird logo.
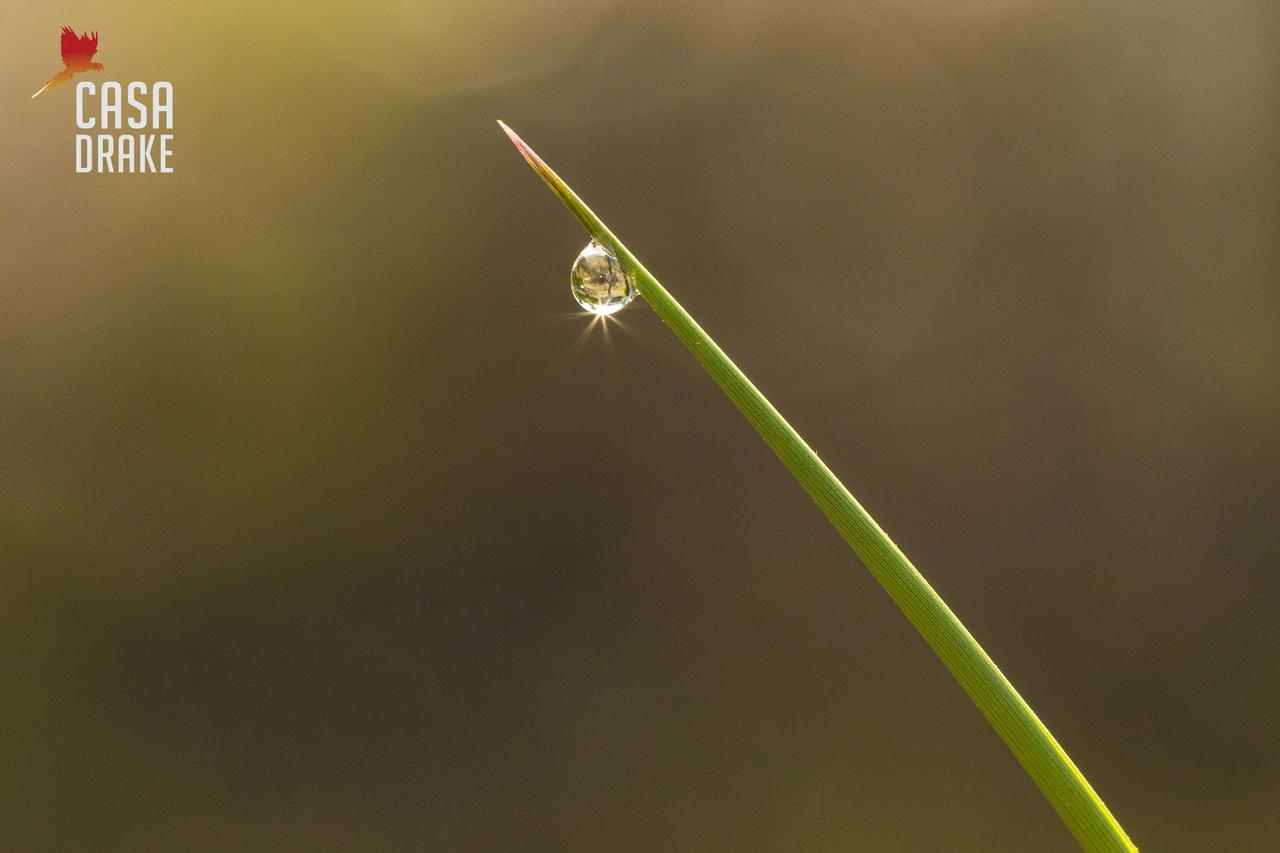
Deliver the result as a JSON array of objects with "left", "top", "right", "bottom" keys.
[{"left": 32, "top": 27, "right": 103, "bottom": 99}]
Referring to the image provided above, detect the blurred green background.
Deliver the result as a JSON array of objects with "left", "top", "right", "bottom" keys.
[{"left": 3, "top": 1, "right": 1278, "bottom": 850}]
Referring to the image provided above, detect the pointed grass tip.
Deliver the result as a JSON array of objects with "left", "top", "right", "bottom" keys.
[
  {"left": 496, "top": 119, "right": 602, "bottom": 239},
  {"left": 497, "top": 120, "right": 556, "bottom": 186}
]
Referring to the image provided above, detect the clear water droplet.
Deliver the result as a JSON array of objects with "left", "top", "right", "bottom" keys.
[{"left": 570, "top": 239, "right": 635, "bottom": 315}]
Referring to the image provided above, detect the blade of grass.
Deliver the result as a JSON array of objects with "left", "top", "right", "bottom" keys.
[{"left": 499, "top": 121, "right": 1136, "bottom": 852}]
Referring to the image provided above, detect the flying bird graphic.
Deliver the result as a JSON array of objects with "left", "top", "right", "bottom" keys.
[{"left": 32, "top": 27, "right": 103, "bottom": 99}]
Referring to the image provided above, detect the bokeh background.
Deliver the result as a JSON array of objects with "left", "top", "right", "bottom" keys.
[{"left": 3, "top": 1, "right": 1278, "bottom": 850}]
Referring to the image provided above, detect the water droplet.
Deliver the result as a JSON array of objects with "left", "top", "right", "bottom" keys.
[{"left": 570, "top": 239, "right": 635, "bottom": 315}]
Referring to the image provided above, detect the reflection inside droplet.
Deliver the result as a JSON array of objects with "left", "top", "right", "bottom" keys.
[{"left": 570, "top": 239, "right": 636, "bottom": 315}]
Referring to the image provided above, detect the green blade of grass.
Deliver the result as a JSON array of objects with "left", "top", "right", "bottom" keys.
[{"left": 499, "top": 120, "right": 1136, "bottom": 852}]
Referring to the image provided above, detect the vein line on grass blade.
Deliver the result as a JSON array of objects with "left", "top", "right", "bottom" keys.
[{"left": 498, "top": 120, "right": 1136, "bottom": 852}]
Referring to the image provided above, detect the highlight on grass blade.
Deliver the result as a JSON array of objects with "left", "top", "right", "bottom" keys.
[{"left": 499, "top": 122, "right": 1137, "bottom": 852}]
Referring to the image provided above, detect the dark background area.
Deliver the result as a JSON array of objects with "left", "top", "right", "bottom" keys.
[{"left": 3, "top": 1, "right": 1278, "bottom": 849}]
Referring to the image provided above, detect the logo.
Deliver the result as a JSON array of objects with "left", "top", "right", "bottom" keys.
[
  {"left": 32, "top": 27, "right": 175, "bottom": 174},
  {"left": 31, "top": 27, "right": 103, "bottom": 98}
]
